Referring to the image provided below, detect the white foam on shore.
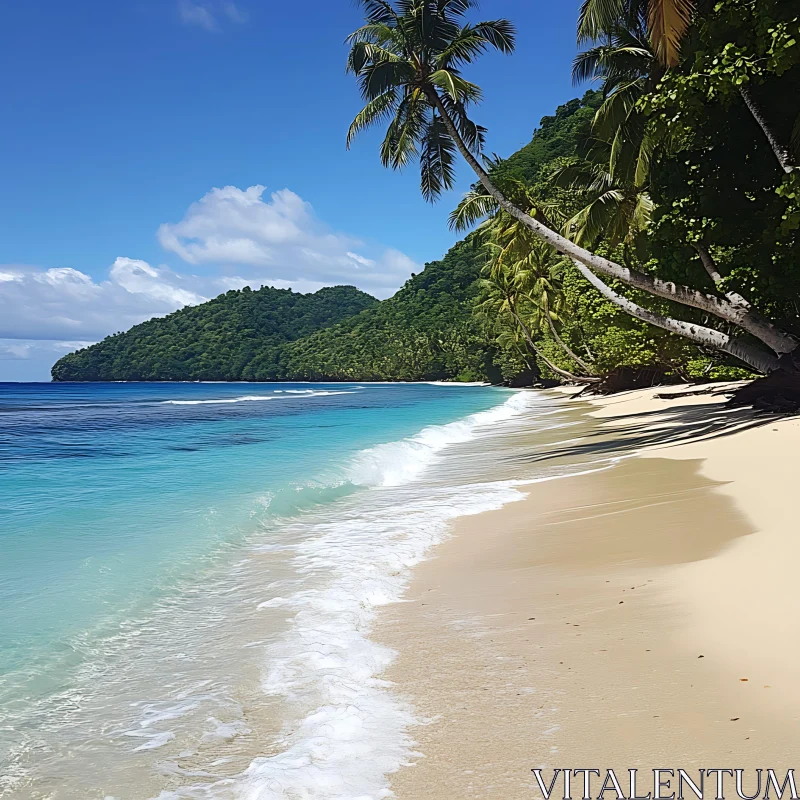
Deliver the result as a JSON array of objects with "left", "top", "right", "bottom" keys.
[
  {"left": 425, "top": 380, "right": 490, "bottom": 386},
  {"left": 155, "top": 391, "right": 536, "bottom": 800},
  {"left": 347, "top": 390, "right": 532, "bottom": 487},
  {"left": 161, "top": 391, "right": 356, "bottom": 405}
]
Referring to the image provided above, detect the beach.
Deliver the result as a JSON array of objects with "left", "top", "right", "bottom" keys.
[
  {"left": 379, "top": 385, "right": 800, "bottom": 798},
  {"left": 5, "top": 381, "right": 800, "bottom": 799}
]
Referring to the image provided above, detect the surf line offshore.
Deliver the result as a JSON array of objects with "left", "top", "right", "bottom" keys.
[{"left": 531, "top": 769, "right": 800, "bottom": 800}]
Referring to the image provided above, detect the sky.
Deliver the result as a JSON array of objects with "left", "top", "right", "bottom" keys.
[{"left": 0, "top": 0, "right": 582, "bottom": 381}]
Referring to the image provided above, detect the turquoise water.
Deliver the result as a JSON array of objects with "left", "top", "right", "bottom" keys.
[{"left": 1, "top": 381, "right": 537, "bottom": 798}]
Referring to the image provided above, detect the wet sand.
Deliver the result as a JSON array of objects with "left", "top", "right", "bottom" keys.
[{"left": 378, "top": 385, "right": 800, "bottom": 799}]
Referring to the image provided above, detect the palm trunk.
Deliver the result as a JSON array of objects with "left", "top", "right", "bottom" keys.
[
  {"left": 738, "top": 84, "right": 797, "bottom": 174},
  {"left": 427, "top": 90, "right": 798, "bottom": 360},
  {"left": 695, "top": 242, "right": 724, "bottom": 284},
  {"left": 509, "top": 304, "right": 601, "bottom": 384},
  {"left": 694, "top": 243, "right": 799, "bottom": 354},
  {"left": 545, "top": 311, "right": 595, "bottom": 373},
  {"left": 570, "top": 259, "right": 781, "bottom": 375}
]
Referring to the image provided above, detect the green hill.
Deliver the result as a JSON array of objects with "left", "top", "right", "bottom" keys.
[
  {"left": 52, "top": 91, "right": 601, "bottom": 384},
  {"left": 51, "top": 285, "right": 378, "bottom": 382},
  {"left": 279, "top": 238, "right": 495, "bottom": 382}
]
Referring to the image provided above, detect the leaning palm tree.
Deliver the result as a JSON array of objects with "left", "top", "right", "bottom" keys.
[
  {"left": 486, "top": 212, "right": 596, "bottom": 374},
  {"left": 477, "top": 256, "right": 598, "bottom": 384},
  {"left": 345, "top": 0, "right": 797, "bottom": 374}
]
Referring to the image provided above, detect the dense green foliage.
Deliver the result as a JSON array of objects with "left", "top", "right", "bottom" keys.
[
  {"left": 645, "top": 0, "right": 800, "bottom": 327},
  {"left": 280, "top": 240, "right": 498, "bottom": 381},
  {"left": 51, "top": 285, "right": 377, "bottom": 381},
  {"left": 53, "top": 0, "right": 800, "bottom": 386},
  {"left": 53, "top": 94, "right": 603, "bottom": 384},
  {"left": 472, "top": 0, "right": 800, "bottom": 384}
]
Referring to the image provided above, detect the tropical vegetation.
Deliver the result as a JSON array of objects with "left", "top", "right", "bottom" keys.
[
  {"left": 54, "top": 0, "right": 800, "bottom": 398},
  {"left": 50, "top": 286, "right": 377, "bottom": 382},
  {"left": 345, "top": 0, "right": 800, "bottom": 389}
]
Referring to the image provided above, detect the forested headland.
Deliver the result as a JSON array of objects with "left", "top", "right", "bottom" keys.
[{"left": 54, "top": 0, "right": 800, "bottom": 398}]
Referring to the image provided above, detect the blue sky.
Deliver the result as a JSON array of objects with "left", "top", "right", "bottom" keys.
[{"left": 0, "top": 0, "right": 582, "bottom": 380}]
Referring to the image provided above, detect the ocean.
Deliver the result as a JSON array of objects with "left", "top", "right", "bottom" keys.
[{"left": 0, "top": 381, "right": 592, "bottom": 799}]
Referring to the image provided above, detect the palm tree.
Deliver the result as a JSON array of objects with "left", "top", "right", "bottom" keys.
[
  {"left": 345, "top": 1, "right": 514, "bottom": 202},
  {"left": 477, "top": 256, "right": 599, "bottom": 384},
  {"left": 576, "top": 0, "right": 796, "bottom": 172},
  {"left": 345, "top": 0, "right": 797, "bottom": 373},
  {"left": 566, "top": 15, "right": 661, "bottom": 250},
  {"left": 572, "top": 18, "right": 658, "bottom": 189},
  {"left": 577, "top": 0, "right": 695, "bottom": 68},
  {"left": 486, "top": 213, "right": 597, "bottom": 374}
]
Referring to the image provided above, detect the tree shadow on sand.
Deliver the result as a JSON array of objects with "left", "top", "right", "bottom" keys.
[{"left": 519, "top": 388, "right": 783, "bottom": 467}]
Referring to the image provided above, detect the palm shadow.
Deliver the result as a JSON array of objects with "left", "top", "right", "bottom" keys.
[{"left": 521, "top": 391, "right": 779, "bottom": 467}]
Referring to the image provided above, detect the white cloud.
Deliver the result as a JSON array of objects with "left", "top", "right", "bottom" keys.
[
  {"left": 158, "top": 185, "right": 419, "bottom": 297},
  {"left": 346, "top": 251, "right": 375, "bottom": 267},
  {"left": 178, "top": 0, "right": 217, "bottom": 31},
  {"left": 0, "top": 261, "right": 207, "bottom": 342},
  {"left": 109, "top": 258, "right": 205, "bottom": 306},
  {"left": 178, "top": 0, "right": 247, "bottom": 31},
  {"left": 0, "top": 183, "right": 421, "bottom": 379}
]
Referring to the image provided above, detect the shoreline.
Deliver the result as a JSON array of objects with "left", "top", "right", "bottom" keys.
[{"left": 378, "top": 385, "right": 800, "bottom": 798}]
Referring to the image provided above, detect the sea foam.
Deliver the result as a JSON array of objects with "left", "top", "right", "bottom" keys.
[
  {"left": 161, "top": 391, "right": 355, "bottom": 405},
  {"left": 155, "top": 391, "right": 535, "bottom": 800},
  {"left": 346, "top": 390, "right": 532, "bottom": 487}
]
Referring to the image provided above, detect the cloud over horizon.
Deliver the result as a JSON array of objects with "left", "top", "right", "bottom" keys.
[
  {"left": 157, "top": 185, "right": 419, "bottom": 297},
  {"left": 0, "top": 259, "right": 208, "bottom": 343},
  {"left": 0, "top": 183, "right": 421, "bottom": 379}
]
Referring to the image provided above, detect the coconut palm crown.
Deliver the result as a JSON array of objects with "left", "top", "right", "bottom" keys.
[
  {"left": 577, "top": 0, "right": 696, "bottom": 67},
  {"left": 345, "top": 0, "right": 515, "bottom": 202}
]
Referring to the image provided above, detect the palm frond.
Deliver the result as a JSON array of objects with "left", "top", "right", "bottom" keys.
[
  {"left": 591, "top": 80, "right": 643, "bottom": 138},
  {"left": 648, "top": 0, "right": 695, "bottom": 67},
  {"left": 347, "top": 89, "right": 399, "bottom": 149},
  {"left": 379, "top": 89, "right": 426, "bottom": 169},
  {"left": 572, "top": 47, "right": 606, "bottom": 85},
  {"left": 438, "top": 21, "right": 515, "bottom": 68},
  {"left": 438, "top": 0, "right": 478, "bottom": 17},
  {"left": 346, "top": 22, "right": 398, "bottom": 46},
  {"left": 428, "top": 69, "right": 481, "bottom": 103},
  {"left": 420, "top": 114, "right": 458, "bottom": 202},
  {"left": 355, "top": 0, "right": 399, "bottom": 25},
  {"left": 631, "top": 191, "right": 654, "bottom": 233},
  {"left": 564, "top": 189, "right": 626, "bottom": 245},
  {"left": 449, "top": 191, "right": 500, "bottom": 231},
  {"left": 438, "top": 92, "right": 485, "bottom": 153},
  {"left": 438, "top": 28, "right": 491, "bottom": 68},
  {"left": 632, "top": 130, "right": 656, "bottom": 187},
  {"left": 358, "top": 58, "right": 416, "bottom": 100},
  {"left": 552, "top": 161, "right": 613, "bottom": 194},
  {"left": 577, "top": 0, "right": 628, "bottom": 43},
  {"left": 470, "top": 19, "right": 516, "bottom": 53},
  {"left": 347, "top": 41, "right": 404, "bottom": 79}
]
